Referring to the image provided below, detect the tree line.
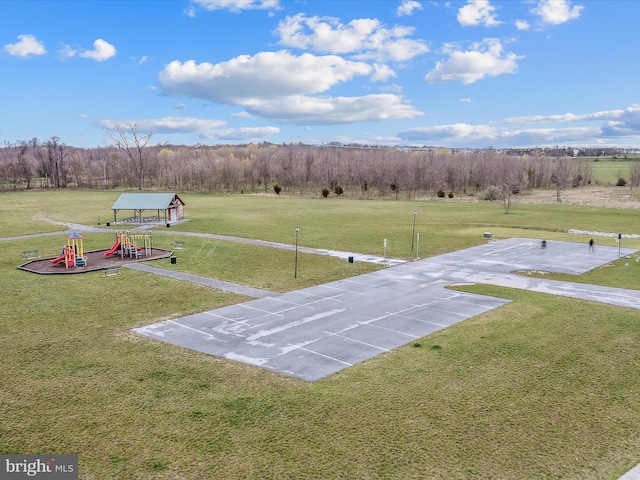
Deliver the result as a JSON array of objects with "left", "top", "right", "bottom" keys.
[{"left": 2, "top": 126, "right": 639, "bottom": 212}]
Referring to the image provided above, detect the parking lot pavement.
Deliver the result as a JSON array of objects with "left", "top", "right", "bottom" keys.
[{"left": 133, "top": 238, "right": 639, "bottom": 381}]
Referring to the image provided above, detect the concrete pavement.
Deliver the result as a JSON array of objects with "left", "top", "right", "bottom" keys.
[{"left": 133, "top": 238, "right": 639, "bottom": 382}]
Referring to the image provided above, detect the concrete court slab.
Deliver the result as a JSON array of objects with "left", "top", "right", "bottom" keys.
[{"left": 132, "top": 238, "right": 638, "bottom": 382}]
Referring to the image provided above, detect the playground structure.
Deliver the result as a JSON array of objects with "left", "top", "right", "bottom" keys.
[
  {"left": 104, "top": 231, "right": 152, "bottom": 259},
  {"left": 51, "top": 232, "right": 87, "bottom": 268}
]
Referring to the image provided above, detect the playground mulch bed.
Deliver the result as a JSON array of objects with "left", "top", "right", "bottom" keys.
[{"left": 18, "top": 248, "right": 173, "bottom": 275}]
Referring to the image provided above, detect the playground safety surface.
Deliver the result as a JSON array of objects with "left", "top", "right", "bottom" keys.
[{"left": 18, "top": 248, "right": 173, "bottom": 274}]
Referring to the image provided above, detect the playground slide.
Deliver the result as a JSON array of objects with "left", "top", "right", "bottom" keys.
[
  {"left": 104, "top": 241, "right": 121, "bottom": 256},
  {"left": 51, "top": 254, "right": 66, "bottom": 265}
]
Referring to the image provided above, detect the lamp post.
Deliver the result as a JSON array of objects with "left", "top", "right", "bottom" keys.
[
  {"left": 618, "top": 233, "right": 622, "bottom": 257},
  {"left": 411, "top": 210, "right": 417, "bottom": 252},
  {"left": 294, "top": 226, "right": 300, "bottom": 278}
]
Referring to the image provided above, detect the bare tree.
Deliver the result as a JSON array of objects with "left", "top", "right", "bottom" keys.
[
  {"left": 552, "top": 156, "right": 571, "bottom": 202},
  {"left": 34, "top": 137, "right": 68, "bottom": 188},
  {"left": 15, "top": 140, "right": 36, "bottom": 189},
  {"left": 629, "top": 161, "right": 640, "bottom": 190},
  {"left": 497, "top": 157, "right": 524, "bottom": 214},
  {"left": 107, "top": 121, "right": 153, "bottom": 190}
]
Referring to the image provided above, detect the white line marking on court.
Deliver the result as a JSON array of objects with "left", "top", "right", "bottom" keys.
[
  {"left": 293, "top": 290, "right": 343, "bottom": 302},
  {"left": 390, "top": 312, "right": 449, "bottom": 327},
  {"left": 168, "top": 319, "right": 219, "bottom": 339},
  {"left": 268, "top": 297, "right": 315, "bottom": 309},
  {"left": 363, "top": 321, "right": 420, "bottom": 338},
  {"left": 316, "top": 284, "right": 367, "bottom": 295},
  {"left": 324, "top": 331, "right": 390, "bottom": 351},
  {"left": 238, "top": 304, "right": 284, "bottom": 316},
  {"left": 286, "top": 343, "right": 353, "bottom": 366},
  {"left": 440, "top": 293, "right": 508, "bottom": 309},
  {"left": 342, "top": 278, "right": 384, "bottom": 288},
  {"left": 204, "top": 311, "right": 254, "bottom": 326}
]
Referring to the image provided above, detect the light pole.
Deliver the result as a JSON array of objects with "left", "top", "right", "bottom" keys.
[
  {"left": 618, "top": 233, "right": 622, "bottom": 257},
  {"left": 294, "top": 226, "right": 300, "bottom": 278},
  {"left": 411, "top": 210, "right": 417, "bottom": 252}
]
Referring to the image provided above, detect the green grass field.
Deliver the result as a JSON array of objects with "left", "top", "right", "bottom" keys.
[
  {"left": 581, "top": 157, "right": 640, "bottom": 184},
  {"left": 1, "top": 190, "right": 640, "bottom": 479}
]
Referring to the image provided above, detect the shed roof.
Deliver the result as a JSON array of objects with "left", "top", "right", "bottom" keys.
[{"left": 111, "top": 193, "right": 184, "bottom": 210}]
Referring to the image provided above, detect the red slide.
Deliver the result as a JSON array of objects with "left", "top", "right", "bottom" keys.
[
  {"left": 104, "top": 241, "right": 121, "bottom": 256},
  {"left": 51, "top": 254, "right": 66, "bottom": 264}
]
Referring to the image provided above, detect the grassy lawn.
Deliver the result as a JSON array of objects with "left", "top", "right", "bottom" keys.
[
  {"left": 588, "top": 158, "right": 639, "bottom": 184},
  {"left": 1, "top": 190, "right": 640, "bottom": 479}
]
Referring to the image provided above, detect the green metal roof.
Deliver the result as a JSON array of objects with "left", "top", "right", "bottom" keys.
[{"left": 111, "top": 193, "right": 184, "bottom": 210}]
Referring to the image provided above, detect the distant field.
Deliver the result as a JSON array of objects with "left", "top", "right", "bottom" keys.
[
  {"left": 580, "top": 156, "right": 640, "bottom": 183},
  {"left": 1, "top": 190, "right": 640, "bottom": 479}
]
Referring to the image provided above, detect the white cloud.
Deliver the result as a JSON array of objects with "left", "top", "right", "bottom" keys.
[
  {"left": 371, "top": 63, "right": 397, "bottom": 82},
  {"left": 201, "top": 126, "right": 280, "bottom": 141},
  {"left": 159, "top": 51, "right": 374, "bottom": 103},
  {"left": 531, "top": 104, "right": 640, "bottom": 138},
  {"left": 398, "top": 104, "right": 640, "bottom": 147},
  {"left": 57, "top": 43, "right": 77, "bottom": 60},
  {"left": 397, "top": 123, "right": 602, "bottom": 147},
  {"left": 99, "top": 116, "right": 279, "bottom": 141},
  {"left": 244, "top": 94, "right": 422, "bottom": 124},
  {"left": 3, "top": 34, "right": 46, "bottom": 58},
  {"left": 515, "top": 20, "right": 530, "bottom": 30},
  {"left": 400, "top": 123, "right": 499, "bottom": 142},
  {"left": 457, "top": 0, "right": 501, "bottom": 27},
  {"left": 397, "top": 0, "right": 423, "bottom": 17},
  {"left": 531, "top": 0, "right": 584, "bottom": 25},
  {"left": 191, "top": 0, "right": 280, "bottom": 13},
  {"left": 133, "top": 116, "right": 226, "bottom": 134},
  {"left": 158, "top": 51, "right": 422, "bottom": 124},
  {"left": 504, "top": 107, "right": 630, "bottom": 124},
  {"left": 274, "top": 14, "right": 428, "bottom": 62},
  {"left": 79, "top": 39, "right": 116, "bottom": 62},
  {"left": 501, "top": 126, "right": 601, "bottom": 144},
  {"left": 425, "top": 38, "right": 522, "bottom": 84}
]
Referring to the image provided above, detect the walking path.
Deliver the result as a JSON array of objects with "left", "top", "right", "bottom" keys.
[
  {"left": 4, "top": 219, "right": 405, "bottom": 266},
  {"left": 124, "top": 262, "right": 274, "bottom": 298},
  {"left": 619, "top": 464, "right": 640, "bottom": 480}
]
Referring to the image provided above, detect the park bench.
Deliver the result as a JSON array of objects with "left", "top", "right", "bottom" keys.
[
  {"left": 173, "top": 241, "right": 186, "bottom": 249},
  {"left": 22, "top": 249, "right": 40, "bottom": 260},
  {"left": 103, "top": 265, "right": 121, "bottom": 277}
]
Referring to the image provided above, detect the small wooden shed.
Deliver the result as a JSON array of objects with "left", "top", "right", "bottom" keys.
[{"left": 111, "top": 193, "right": 185, "bottom": 224}]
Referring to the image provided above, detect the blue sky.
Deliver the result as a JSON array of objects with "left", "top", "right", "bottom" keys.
[{"left": 1, "top": 0, "right": 639, "bottom": 149}]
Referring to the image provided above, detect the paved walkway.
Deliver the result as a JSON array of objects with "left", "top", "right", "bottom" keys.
[
  {"left": 4, "top": 219, "right": 405, "bottom": 266},
  {"left": 124, "top": 263, "right": 274, "bottom": 298},
  {"left": 620, "top": 464, "right": 640, "bottom": 480},
  {"left": 150, "top": 229, "right": 405, "bottom": 266}
]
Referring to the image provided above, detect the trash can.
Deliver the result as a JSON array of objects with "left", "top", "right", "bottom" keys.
[
  {"left": 106, "top": 222, "right": 110, "bottom": 227},
  {"left": 166, "top": 223, "right": 171, "bottom": 228},
  {"left": 170, "top": 256, "right": 177, "bottom": 264},
  {"left": 348, "top": 256, "right": 354, "bottom": 263}
]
